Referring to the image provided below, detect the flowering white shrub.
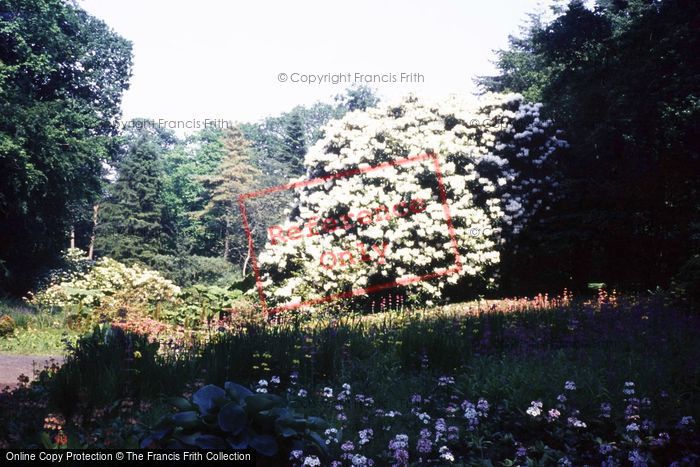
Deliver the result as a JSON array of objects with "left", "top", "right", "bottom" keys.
[
  {"left": 29, "top": 255, "right": 180, "bottom": 321},
  {"left": 257, "top": 93, "right": 567, "bottom": 307}
]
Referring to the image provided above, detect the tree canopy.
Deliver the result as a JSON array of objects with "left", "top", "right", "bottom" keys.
[
  {"left": 0, "top": 0, "right": 132, "bottom": 294},
  {"left": 478, "top": 0, "right": 700, "bottom": 293}
]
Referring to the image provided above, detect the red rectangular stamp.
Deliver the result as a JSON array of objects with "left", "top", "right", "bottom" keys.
[{"left": 238, "top": 152, "right": 462, "bottom": 314}]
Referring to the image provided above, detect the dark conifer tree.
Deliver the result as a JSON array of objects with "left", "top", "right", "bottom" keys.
[
  {"left": 281, "top": 112, "right": 307, "bottom": 176},
  {"left": 95, "top": 128, "right": 172, "bottom": 263}
]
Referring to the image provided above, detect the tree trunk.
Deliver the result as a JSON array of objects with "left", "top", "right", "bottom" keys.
[
  {"left": 243, "top": 235, "right": 252, "bottom": 275},
  {"left": 223, "top": 216, "right": 231, "bottom": 260},
  {"left": 88, "top": 203, "right": 100, "bottom": 260},
  {"left": 70, "top": 226, "right": 75, "bottom": 249}
]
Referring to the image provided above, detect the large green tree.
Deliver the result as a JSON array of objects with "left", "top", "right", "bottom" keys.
[
  {"left": 161, "top": 127, "right": 227, "bottom": 255},
  {"left": 0, "top": 0, "right": 132, "bottom": 294},
  {"left": 334, "top": 84, "right": 380, "bottom": 112},
  {"left": 196, "top": 127, "right": 262, "bottom": 266},
  {"left": 281, "top": 111, "right": 307, "bottom": 176},
  {"left": 240, "top": 87, "right": 379, "bottom": 181},
  {"left": 479, "top": 0, "right": 700, "bottom": 293},
  {"left": 95, "top": 122, "right": 173, "bottom": 263}
]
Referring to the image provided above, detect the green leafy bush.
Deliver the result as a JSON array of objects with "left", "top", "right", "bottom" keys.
[
  {"left": 149, "top": 254, "right": 241, "bottom": 287},
  {"left": 142, "top": 382, "right": 328, "bottom": 462},
  {"left": 163, "top": 284, "right": 244, "bottom": 327}
]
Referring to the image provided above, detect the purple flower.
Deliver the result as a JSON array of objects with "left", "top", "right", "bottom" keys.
[
  {"left": 358, "top": 428, "right": 373, "bottom": 445},
  {"left": 417, "top": 412, "right": 431, "bottom": 424},
  {"left": 341, "top": 441, "right": 355, "bottom": 452},
  {"left": 438, "top": 376, "right": 455, "bottom": 387},
  {"left": 650, "top": 432, "right": 670, "bottom": 447},
  {"left": 625, "top": 402, "right": 640, "bottom": 421},
  {"left": 677, "top": 416, "right": 695, "bottom": 429},
  {"left": 463, "top": 401, "right": 477, "bottom": 420},
  {"left": 567, "top": 416, "right": 587, "bottom": 428},
  {"left": 447, "top": 426, "right": 459, "bottom": 441},
  {"left": 350, "top": 454, "right": 373, "bottom": 466},
  {"left": 435, "top": 418, "right": 447, "bottom": 432},
  {"left": 388, "top": 434, "right": 409, "bottom": 451},
  {"left": 476, "top": 398, "right": 490, "bottom": 415},
  {"left": 445, "top": 403, "right": 459, "bottom": 415},
  {"left": 416, "top": 437, "right": 432, "bottom": 454},
  {"left": 393, "top": 449, "right": 408, "bottom": 466},
  {"left": 641, "top": 419, "right": 655, "bottom": 432},
  {"left": 626, "top": 422, "right": 640, "bottom": 432},
  {"left": 324, "top": 428, "right": 339, "bottom": 445},
  {"left": 547, "top": 408, "right": 561, "bottom": 421},
  {"left": 628, "top": 450, "right": 648, "bottom": 467}
]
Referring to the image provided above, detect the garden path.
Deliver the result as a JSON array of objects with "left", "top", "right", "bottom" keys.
[{"left": 0, "top": 353, "right": 62, "bottom": 389}]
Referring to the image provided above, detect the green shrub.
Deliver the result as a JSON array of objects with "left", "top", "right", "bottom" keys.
[
  {"left": 163, "top": 284, "right": 244, "bottom": 327},
  {"left": 149, "top": 254, "right": 241, "bottom": 287}
]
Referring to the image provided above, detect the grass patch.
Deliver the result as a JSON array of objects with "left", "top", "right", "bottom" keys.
[
  {"left": 0, "top": 299, "right": 75, "bottom": 354},
  {"left": 0, "top": 328, "right": 76, "bottom": 355}
]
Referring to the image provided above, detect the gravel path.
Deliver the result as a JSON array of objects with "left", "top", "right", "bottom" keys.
[{"left": 0, "top": 353, "right": 63, "bottom": 389}]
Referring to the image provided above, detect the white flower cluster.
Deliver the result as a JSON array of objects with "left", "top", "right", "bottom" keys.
[
  {"left": 29, "top": 257, "right": 181, "bottom": 313},
  {"left": 258, "top": 93, "right": 566, "bottom": 306}
]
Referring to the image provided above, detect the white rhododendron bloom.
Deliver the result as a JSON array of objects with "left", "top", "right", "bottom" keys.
[{"left": 254, "top": 93, "right": 566, "bottom": 308}]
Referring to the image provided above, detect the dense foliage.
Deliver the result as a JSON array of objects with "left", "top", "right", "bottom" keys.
[
  {"left": 479, "top": 0, "right": 700, "bottom": 295},
  {"left": 95, "top": 123, "right": 174, "bottom": 263},
  {"left": 0, "top": 0, "right": 132, "bottom": 294},
  {"left": 1, "top": 295, "right": 697, "bottom": 464}
]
